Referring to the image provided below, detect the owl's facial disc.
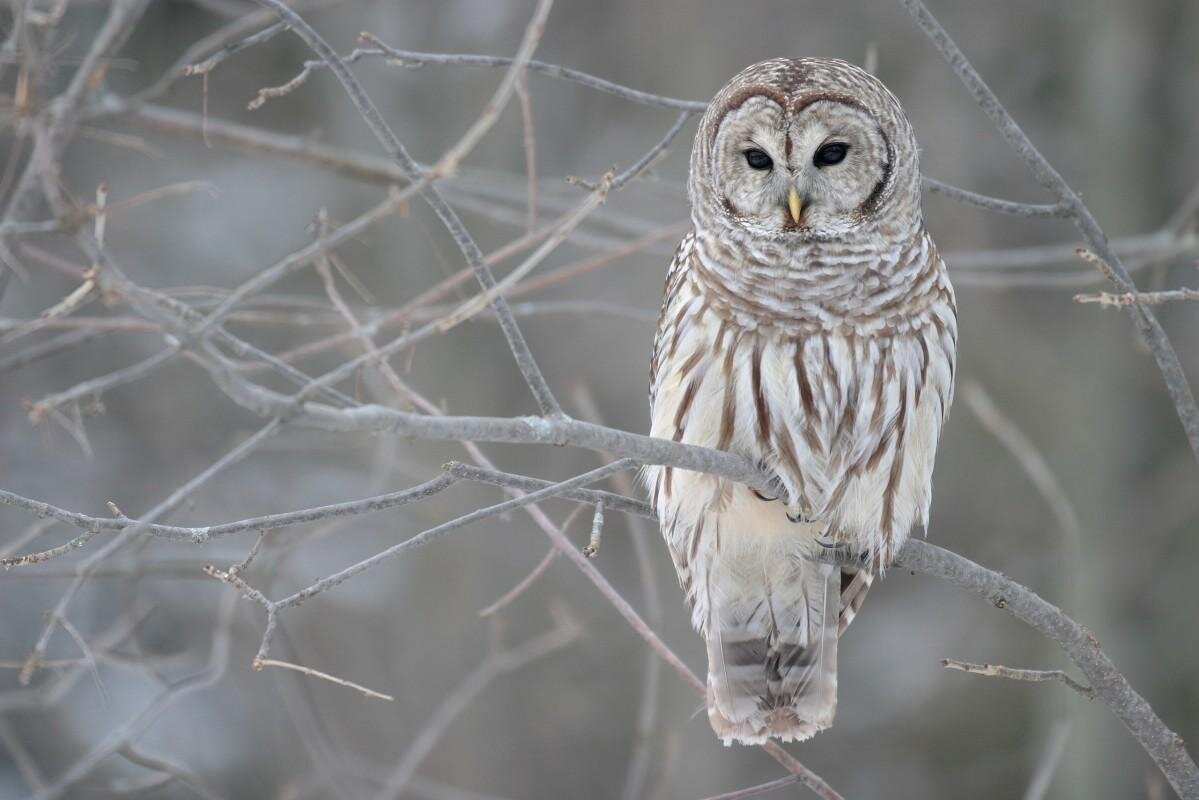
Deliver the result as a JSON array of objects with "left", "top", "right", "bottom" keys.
[{"left": 712, "top": 95, "right": 892, "bottom": 239}]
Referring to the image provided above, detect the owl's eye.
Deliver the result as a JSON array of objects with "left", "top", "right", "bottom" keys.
[
  {"left": 743, "top": 149, "right": 773, "bottom": 170},
  {"left": 813, "top": 142, "right": 849, "bottom": 167}
]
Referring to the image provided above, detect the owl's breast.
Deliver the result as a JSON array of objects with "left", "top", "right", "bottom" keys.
[{"left": 650, "top": 258, "right": 955, "bottom": 562}]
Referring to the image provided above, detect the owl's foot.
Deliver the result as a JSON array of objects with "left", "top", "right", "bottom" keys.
[
  {"left": 751, "top": 463, "right": 786, "bottom": 503},
  {"left": 813, "top": 539, "right": 872, "bottom": 569}
]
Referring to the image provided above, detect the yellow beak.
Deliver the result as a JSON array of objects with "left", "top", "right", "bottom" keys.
[{"left": 787, "top": 188, "right": 803, "bottom": 224}]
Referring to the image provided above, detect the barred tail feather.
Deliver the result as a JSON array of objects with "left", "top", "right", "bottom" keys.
[
  {"left": 705, "top": 558, "right": 840, "bottom": 745},
  {"left": 838, "top": 565, "right": 874, "bottom": 636}
]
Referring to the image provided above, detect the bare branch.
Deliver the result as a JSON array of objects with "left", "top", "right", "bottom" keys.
[
  {"left": 15, "top": 420, "right": 281, "bottom": 685},
  {"left": 26, "top": 346, "right": 179, "bottom": 425},
  {"left": 1023, "top": 721, "right": 1073, "bottom": 800},
  {"left": 434, "top": 172, "right": 612, "bottom": 332},
  {"left": 898, "top": 541, "right": 1199, "bottom": 798},
  {"left": 185, "top": 21, "right": 290, "bottom": 77},
  {"left": 28, "top": 593, "right": 238, "bottom": 800},
  {"left": 1075, "top": 287, "right": 1199, "bottom": 307},
  {"left": 572, "top": 112, "right": 692, "bottom": 191},
  {"left": 697, "top": 775, "right": 801, "bottom": 800},
  {"left": 373, "top": 616, "right": 580, "bottom": 799},
  {"left": 941, "top": 658, "right": 1095, "bottom": 699},
  {"left": 253, "top": 0, "right": 564, "bottom": 417},
  {"left": 0, "top": 0, "right": 151, "bottom": 303},
  {"left": 476, "top": 546, "right": 558, "bottom": 618},
  {"left": 477, "top": 506, "right": 589, "bottom": 618},
  {"left": 254, "top": 658, "right": 394, "bottom": 702},
  {"left": 337, "top": 38, "right": 706, "bottom": 112},
  {"left": 271, "top": 460, "right": 637, "bottom": 610},
  {"left": 115, "top": 746, "right": 224, "bottom": 800},
  {"left": 0, "top": 473, "right": 458, "bottom": 564},
  {"left": 922, "top": 176, "right": 1069, "bottom": 217},
  {"left": 582, "top": 500, "right": 604, "bottom": 558},
  {"left": 900, "top": 0, "right": 1199, "bottom": 465}
]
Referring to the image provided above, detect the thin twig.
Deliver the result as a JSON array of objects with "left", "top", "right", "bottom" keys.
[
  {"left": 697, "top": 775, "right": 801, "bottom": 800},
  {"left": 254, "top": 658, "right": 394, "bottom": 702},
  {"left": 583, "top": 499, "right": 604, "bottom": 558},
  {"left": 514, "top": 72, "right": 538, "bottom": 232},
  {"left": 899, "top": 541, "right": 1198, "bottom": 798},
  {"left": 316, "top": 40, "right": 706, "bottom": 112},
  {"left": 373, "top": 616, "right": 580, "bottom": 799},
  {"left": 1074, "top": 287, "right": 1199, "bottom": 307},
  {"left": 941, "top": 658, "right": 1095, "bottom": 699},
  {"left": 901, "top": 0, "right": 1199, "bottom": 465},
  {"left": 1023, "top": 721, "right": 1072, "bottom": 800},
  {"left": 922, "top": 177, "right": 1069, "bottom": 218},
  {"left": 0, "top": 473, "right": 458, "bottom": 564},
  {"left": 185, "top": 21, "right": 289, "bottom": 76},
  {"left": 476, "top": 547, "right": 558, "bottom": 618},
  {"left": 252, "top": 0, "right": 565, "bottom": 417},
  {"left": 476, "top": 504, "right": 589, "bottom": 617}
]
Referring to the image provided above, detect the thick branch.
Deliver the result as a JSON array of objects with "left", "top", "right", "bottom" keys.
[{"left": 898, "top": 540, "right": 1199, "bottom": 798}]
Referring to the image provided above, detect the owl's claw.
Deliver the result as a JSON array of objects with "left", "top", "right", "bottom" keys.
[
  {"left": 812, "top": 539, "right": 872, "bottom": 568},
  {"left": 752, "top": 463, "right": 786, "bottom": 503}
]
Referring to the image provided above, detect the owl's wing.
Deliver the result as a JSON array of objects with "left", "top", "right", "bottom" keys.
[{"left": 649, "top": 229, "right": 696, "bottom": 407}]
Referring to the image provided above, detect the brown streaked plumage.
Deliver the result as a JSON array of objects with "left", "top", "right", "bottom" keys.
[{"left": 645, "top": 58, "right": 956, "bottom": 745}]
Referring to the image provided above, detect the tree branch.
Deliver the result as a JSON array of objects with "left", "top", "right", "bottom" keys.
[
  {"left": 900, "top": 0, "right": 1199, "bottom": 465},
  {"left": 897, "top": 541, "right": 1199, "bottom": 798}
]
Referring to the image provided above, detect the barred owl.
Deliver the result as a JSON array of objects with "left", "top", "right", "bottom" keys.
[{"left": 647, "top": 58, "right": 956, "bottom": 745}]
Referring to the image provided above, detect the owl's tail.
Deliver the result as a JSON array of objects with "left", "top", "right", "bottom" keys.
[{"left": 704, "top": 557, "right": 841, "bottom": 745}]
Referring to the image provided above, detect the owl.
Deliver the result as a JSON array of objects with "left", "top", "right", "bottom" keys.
[{"left": 646, "top": 58, "right": 956, "bottom": 745}]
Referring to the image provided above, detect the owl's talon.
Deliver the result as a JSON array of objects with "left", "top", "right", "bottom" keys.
[{"left": 752, "top": 463, "right": 786, "bottom": 504}]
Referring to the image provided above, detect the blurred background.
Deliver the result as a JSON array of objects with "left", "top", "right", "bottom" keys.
[{"left": 1, "top": 1, "right": 1197, "bottom": 798}]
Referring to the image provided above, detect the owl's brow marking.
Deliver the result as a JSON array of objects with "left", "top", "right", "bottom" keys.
[
  {"left": 715, "top": 87, "right": 790, "bottom": 125},
  {"left": 790, "top": 93, "right": 863, "bottom": 114}
]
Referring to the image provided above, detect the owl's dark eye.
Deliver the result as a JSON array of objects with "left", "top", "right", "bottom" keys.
[
  {"left": 813, "top": 142, "right": 849, "bottom": 167},
  {"left": 743, "top": 149, "right": 773, "bottom": 170}
]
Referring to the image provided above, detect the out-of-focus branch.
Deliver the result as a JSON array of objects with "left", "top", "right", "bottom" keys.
[
  {"left": 900, "top": 0, "right": 1199, "bottom": 466},
  {"left": 373, "top": 615, "right": 580, "bottom": 799},
  {"left": 254, "top": 658, "right": 394, "bottom": 702},
  {"left": 922, "top": 177, "right": 1069, "bottom": 218},
  {"left": 28, "top": 593, "right": 238, "bottom": 800},
  {"left": 698, "top": 775, "right": 802, "bottom": 800},
  {"left": 290, "top": 38, "right": 707, "bottom": 113},
  {"left": 0, "top": 0, "right": 151, "bottom": 301},
  {"left": 13, "top": 419, "right": 281, "bottom": 686},
  {"left": 251, "top": 0, "right": 564, "bottom": 417}
]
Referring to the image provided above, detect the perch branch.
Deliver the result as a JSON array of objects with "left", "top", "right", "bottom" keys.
[{"left": 897, "top": 541, "right": 1199, "bottom": 798}]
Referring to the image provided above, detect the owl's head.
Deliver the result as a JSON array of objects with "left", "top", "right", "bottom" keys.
[{"left": 690, "top": 58, "right": 921, "bottom": 242}]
